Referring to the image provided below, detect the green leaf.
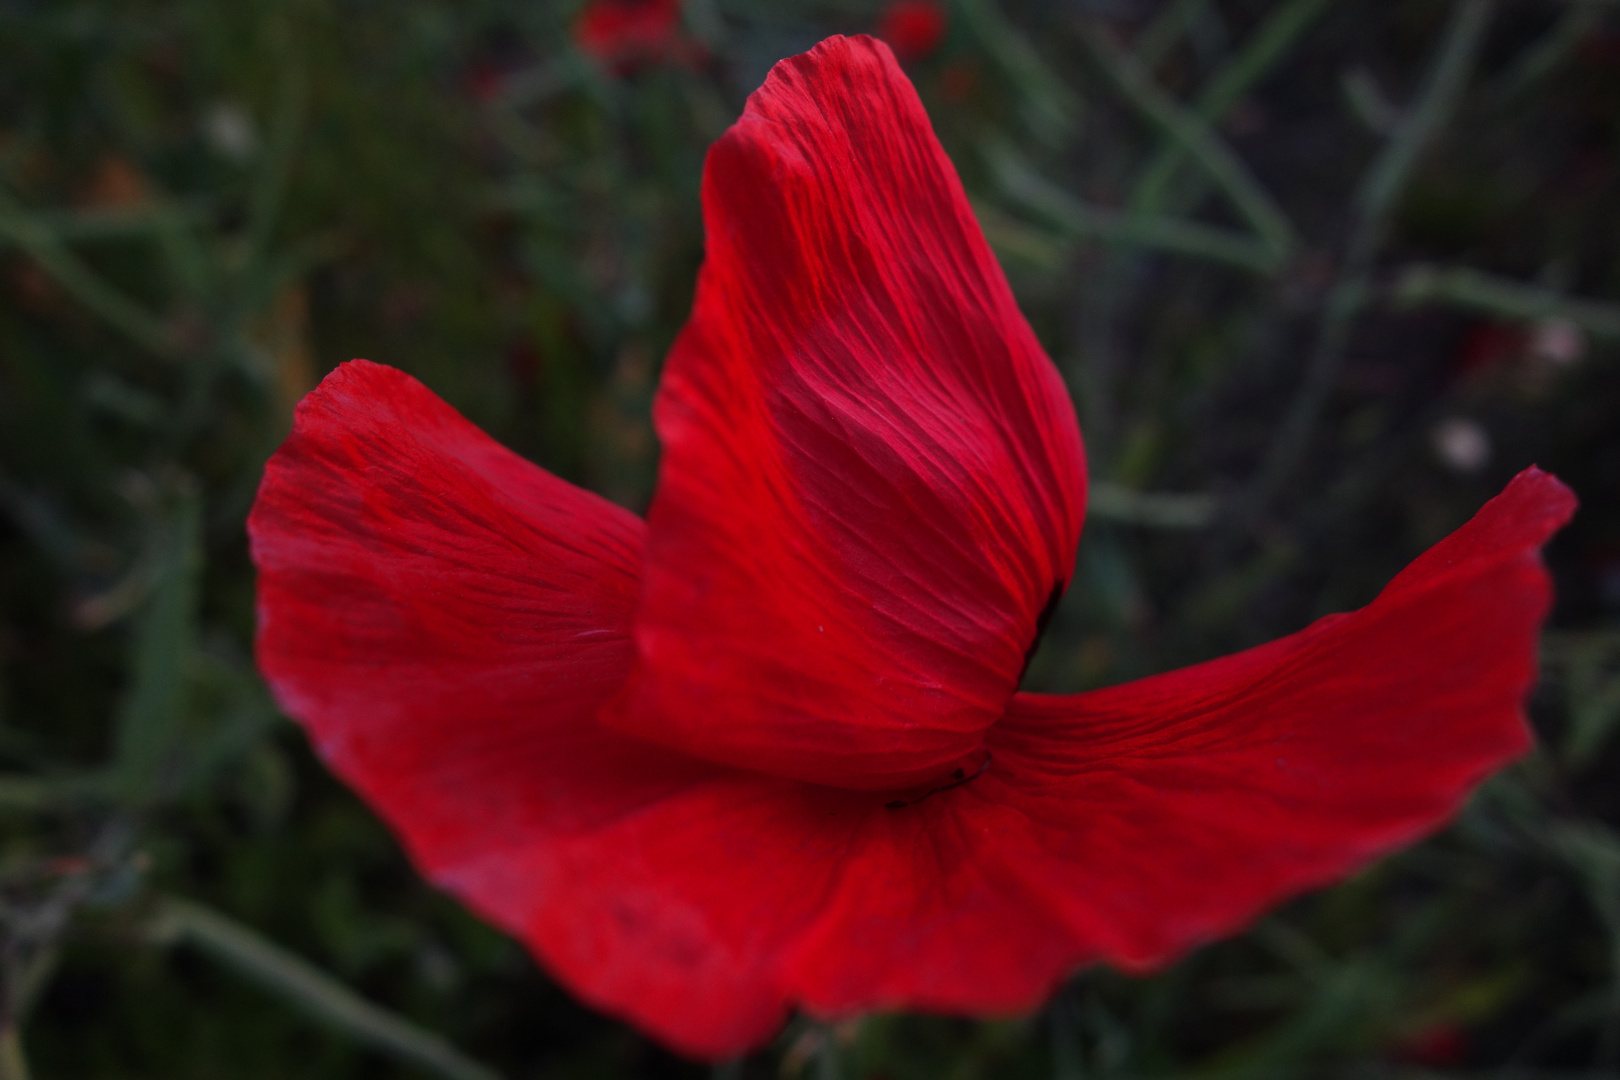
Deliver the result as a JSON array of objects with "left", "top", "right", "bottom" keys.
[{"left": 112, "top": 485, "right": 202, "bottom": 805}]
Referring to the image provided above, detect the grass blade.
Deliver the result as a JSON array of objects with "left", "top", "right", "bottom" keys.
[
  {"left": 0, "top": 184, "right": 178, "bottom": 361},
  {"left": 1229, "top": 0, "right": 1495, "bottom": 535},
  {"left": 983, "top": 144, "right": 1281, "bottom": 273},
  {"left": 1392, "top": 263, "right": 1620, "bottom": 338},
  {"left": 1131, "top": 0, "right": 1336, "bottom": 215},
  {"left": 112, "top": 487, "right": 202, "bottom": 805},
  {"left": 147, "top": 897, "right": 503, "bottom": 1080},
  {"left": 956, "top": 0, "right": 1082, "bottom": 144},
  {"left": 1079, "top": 21, "right": 1299, "bottom": 260}
]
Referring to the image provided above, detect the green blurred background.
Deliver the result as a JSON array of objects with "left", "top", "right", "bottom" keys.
[{"left": 1, "top": 0, "right": 1619, "bottom": 1076}]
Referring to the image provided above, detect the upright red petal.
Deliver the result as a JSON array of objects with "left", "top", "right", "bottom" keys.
[
  {"left": 610, "top": 35, "right": 1086, "bottom": 791},
  {"left": 245, "top": 360, "right": 1065, "bottom": 1057},
  {"left": 250, "top": 364, "right": 1576, "bottom": 1060},
  {"left": 878, "top": 0, "right": 949, "bottom": 62}
]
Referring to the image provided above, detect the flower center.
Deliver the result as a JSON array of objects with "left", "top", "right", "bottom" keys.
[{"left": 881, "top": 746, "right": 992, "bottom": 809}]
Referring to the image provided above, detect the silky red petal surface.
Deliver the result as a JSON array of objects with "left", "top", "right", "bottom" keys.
[
  {"left": 250, "top": 371, "right": 1573, "bottom": 1061},
  {"left": 246, "top": 361, "right": 1087, "bottom": 1057},
  {"left": 594, "top": 469, "right": 1571, "bottom": 1046},
  {"left": 507, "top": 470, "right": 1573, "bottom": 1052},
  {"left": 612, "top": 36, "right": 1087, "bottom": 790},
  {"left": 247, "top": 360, "right": 727, "bottom": 992},
  {"left": 975, "top": 466, "right": 1577, "bottom": 971}
]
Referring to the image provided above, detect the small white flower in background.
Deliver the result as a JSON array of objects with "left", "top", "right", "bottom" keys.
[
  {"left": 203, "top": 102, "right": 259, "bottom": 163},
  {"left": 1432, "top": 417, "right": 1491, "bottom": 474},
  {"left": 1529, "top": 317, "right": 1585, "bottom": 370}
]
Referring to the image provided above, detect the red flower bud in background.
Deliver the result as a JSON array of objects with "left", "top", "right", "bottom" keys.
[
  {"left": 877, "top": 0, "right": 948, "bottom": 62},
  {"left": 574, "top": 0, "right": 700, "bottom": 73},
  {"left": 250, "top": 35, "right": 1576, "bottom": 1061},
  {"left": 1393, "top": 1022, "right": 1470, "bottom": 1067}
]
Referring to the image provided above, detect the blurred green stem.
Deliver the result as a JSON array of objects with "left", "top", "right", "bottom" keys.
[
  {"left": 148, "top": 896, "right": 502, "bottom": 1080},
  {"left": 1230, "top": 0, "right": 1494, "bottom": 540},
  {"left": 1079, "top": 21, "right": 1298, "bottom": 262},
  {"left": 1088, "top": 483, "right": 1216, "bottom": 529},
  {"left": 955, "top": 0, "right": 1080, "bottom": 143},
  {"left": 240, "top": 52, "right": 308, "bottom": 281},
  {"left": 31, "top": 203, "right": 208, "bottom": 243},
  {"left": 112, "top": 484, "right": 203, "bottom": 807},
  {"left": 1132, "top": 0, "right": 1209, "bottom": 71},
  {"left": 1488, "top": 0, "right": 1609, "bottom": 102},
  {"left": 0, "top": 774, "right": 113, "bottom": 813},
  {"left": 0, "top": 184, "right": 178, "bottom": 360},
  {"left": 815, "top": 1033, "right": 842, "bottom": 1080},
  {"left": 1392, "top": 263, "right": 1620, "bottom": 338},
  {"left": 982, "top": 146, "right": 1279, "bottom": 274},
  {"left": 0, "top": 1028, "right": 29, "bottom": 1080},
  {"left": 1130, "top": 0, "right": 1335, "bottom": 216}
]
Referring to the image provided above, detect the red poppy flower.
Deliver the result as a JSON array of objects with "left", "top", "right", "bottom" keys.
[
  {"left": 574, "top": 0, "right": 697, "bottom": 73},
  {"left": 877, "top": 0, "right": 949, "bottom": 62},
  {"left": 248, "top": 36, "right": 1576, "bottom": 1061}
]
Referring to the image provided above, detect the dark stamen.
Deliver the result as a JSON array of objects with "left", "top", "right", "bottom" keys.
[{"left": 884, "top": 753, "right": 992, "bottom": 810}]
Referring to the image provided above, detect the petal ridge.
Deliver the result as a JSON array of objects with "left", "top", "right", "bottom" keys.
[
  {"left": 984, "top": 467, "right": 1575, "bottom": 967},
  {"left": 250, "top": 358, "right": 719, "bottom": 949},
  {"left": 612, "top": 35, "right": 1087, "bottom": 791},
  {"left": 253, "top": 389, "right": 1577, "bottom": 1060}
]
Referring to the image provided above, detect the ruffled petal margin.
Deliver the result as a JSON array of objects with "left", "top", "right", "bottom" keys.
[
  {"left": 648, "top": 467, "right": 1576, "bottom": 1034},
  {"left": 495, "top": 471, "right": 1574, "bottom": 1056},
  {"left": 976, "top": 466, "right": 1577, "bottom": 974},
  {"left": 249, "top": 360, "right": 667, "bottom": 869},
  {"left": 609, "top": 35, "right": 1088, "bottom": 791},
  {"left": 251, "top": 371, "right": 1574, "bottom": 1060},
  {"left": 248, "top": 361, "right": 775, "bottom": 1051}
]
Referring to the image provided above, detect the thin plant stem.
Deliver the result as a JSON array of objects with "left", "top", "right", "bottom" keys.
[
  {"left": 1049, "top": 987, "right": 1086, "bottom": 1080},
  {"left": 1078, "top": 21, "right": 1299, "bottom": 261},
  {"left": 1229, "top": 0, "right": 1495, "bottom": 540},
  {"left": 1392, "top": 263, "right": 1620, "bottom": 338},
  {"left": 148, "top": 896, "right": 503, "bottom": 1080},
  {"left": 0, "top": 774, "right": 113, "bottom": 813},
  {"left": 956, "top": 0, "right": 1081, "bottom": 143},
  {"left": 815, "top": 1033, "right": 843, "bottom": 1080},
  {"left": 1132, "top": 0, "right": 1209, "bottom": 72},
  {"left": 982, "top": 145, "right": 1279, "bottom": 274},
  {"left": 1075, "top": 0, "right": 1332, "bottom": 468},
  {"left": 0, "top": 184, "right": 178, "bottom": 361},
  {"left": 1088, "top": 482, "right": 1218, "bottom": 529},
  {"left": 240, "top": 52, "right": 308, "bottom": 281},
  {"left": 1130, "top": 0, "right": 1336, "bottom": 216},
  {"left": 1487, "top": 0, "right": 1611, "bottom": 103},
  {"left": 0, "top": 1028, "right": 29, "bottom": 1080},
  {"left": 30, "top": 202, "right": 208, "bottom": 243}
]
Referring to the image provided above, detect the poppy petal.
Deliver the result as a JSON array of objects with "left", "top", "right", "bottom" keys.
[
  {"left": 248, "top": 359, "right": 721, "bottom": 950},
  {"left": 517, "top": 776, "right": 1076, "bottom": 1057},
  {"left": 976, "top": 466, "right": 1576, "bottom": 971},
  {"left": 241, "top": 351, "right": 1094, "bottom": 1054},
  {"left": 253, "top": 408, "right": 1573, "bottom": 1062},
  {"left": 610, "top": 35, "right": 1087, "bottom": 791},
  {"left": 558, "top": 467, "right": 1573, "bottom": 1051}
]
